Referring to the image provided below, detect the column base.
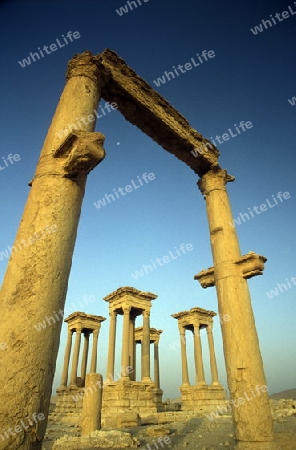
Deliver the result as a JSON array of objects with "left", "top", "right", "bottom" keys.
[
  {"left": 141, "top": 377, "right": 152, "bottom": 383},
  {"left": 56, "top": 385, "right": 67, "bottom": 392},
  {"left": 69, "top": 384, "right": 78, "bottom": 390}
]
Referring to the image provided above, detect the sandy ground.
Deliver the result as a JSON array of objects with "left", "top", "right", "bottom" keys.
[{"left": 42, "top": 416, "right": 296, "bottom": 450}]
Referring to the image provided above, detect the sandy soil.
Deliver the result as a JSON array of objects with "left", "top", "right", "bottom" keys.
[{"left": 42, "top": 416, "right": 296, "bottom": 450}]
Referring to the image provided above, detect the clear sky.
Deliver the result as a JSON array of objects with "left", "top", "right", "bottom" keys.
[{"left": 0, "top": 0, "right": 295, "bottom": 400}]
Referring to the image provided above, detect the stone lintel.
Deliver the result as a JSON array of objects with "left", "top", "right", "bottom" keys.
[
  {"left": 134, "top": 327, "right": 163, "bottom": 343},
  {"left": 195, "top": 252, "right": 267, "bottom": 288},
  {"left": 171, "top": 307, "right": 216, "bottom": 329},
  {"left": 103, "top": 286, "right": 157, "bottom": 315},
  {"left": 64, "top": 311, "right": 106, "bottom": 331},
  {"left": 96, "top": 49, "right": 219, "bottom": 176}
]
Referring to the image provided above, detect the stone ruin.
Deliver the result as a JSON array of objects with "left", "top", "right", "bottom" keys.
[{"left": 0, "top": 49, "right": 279, "bottom": 449}]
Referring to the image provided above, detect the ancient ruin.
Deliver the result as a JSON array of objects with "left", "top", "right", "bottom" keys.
[
  {"left": 172, "top": 307, "right": 226, "bottom": 411},
  {"left": 0, "top": 49, "right": 279, "bottom": 449}
]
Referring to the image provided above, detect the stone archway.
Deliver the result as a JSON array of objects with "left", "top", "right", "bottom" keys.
[{"left": 0, "top": 50, "right": 277, "bottom": 450}]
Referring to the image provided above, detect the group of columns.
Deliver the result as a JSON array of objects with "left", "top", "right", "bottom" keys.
[
  {"left": 58, "top": 312, "right": 105, "bottom": 390},
  {"left": 104, "top": 286, "right": 158, "bottom": 383},
  {"left": 172, "top": 307, "right": 220, "bottom": 387}
]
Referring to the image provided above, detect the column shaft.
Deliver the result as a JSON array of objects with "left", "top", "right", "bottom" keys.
[
  {"left": 106, "top": 311, "right": 117, "bottom": 381},
  {"left": 154, "top": 341, "right": 160, "bottom": 389},
  {"left": 59, "top": 330, "right": 73, "bottom": 388},
  {"left": 206, "top": 325, "right": 219, "bottom": 385},
  {"left": 198, "top": 167, "right": 276, "bottom": 447},
  {"left": 179, "top": 328, "right": 190, "bottom": 385},
  {"left": 80, "top": 332, "right": 90, "bottom": 385},
  {"left": 0, "top": 52, "right": 105, "bottom": 450},
  {"left": 90, "top": 329, "right": 99, "bottom": 373},
  {"left": 121, "top": 307, "right": 131, "bottom": 379},
  {"left": 70, "top": 329, "right": 82, "bottom": 387},
  {"left": 129, "top": 316, "right": 135, "bottom": 380},
  {"left": 193, "top": 325, "right": 206, "bottom": 385},
  {"left": 142, "top": 310, "right": 151, "bottom": 381}
]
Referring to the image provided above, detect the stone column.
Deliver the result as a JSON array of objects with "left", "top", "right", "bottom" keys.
[
  {"left": 198, "top": 166, "right": 277, "bottom": 449},
  {"left": 80, "top": 332, "right": 90, "bottom": 385},
  {"left": 193, "top": 324, "right": 206, "bottom": 386},
  {"left": 154, "top": 339, "right": 160, "bottom": 389},
  {"left": 128, "top": 315, "right": 135, "bottom": 380},
  {"left": 81, "top": 373, "right": 103, "bottom": 435},
  {"left": 121, "top": 306, "right": 131, "bottom": 379},
  {"left": 142, "top": 310, "right": 151, "bottom": 381},
  {"left": 70, "top": 328, "right": 82, "bottom": 388},
  {"left": 134, "top": 341, "right": 137, "bottom": 381},
  {"left": 106, "top": 311, "right": 117, "bottom": 381},
  {"left": 206, "top": 325, "right": 219, "bottom": 385},
  {"left": 59, "top": 330, "right": 73, "bottom": 389},
  {"left": 90, "top": 329, "right": 99, "bottom": 373},
  {"left": 0, "top": 52, "right": 105, "bottom": 450},
  {"left": 179, "top": 327, "right": 190, "bottom": 385}
]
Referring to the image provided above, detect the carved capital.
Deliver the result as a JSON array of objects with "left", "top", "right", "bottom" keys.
[
  {"left": 66, "top": 51, "right": 102, "bottom": 85},
  {"left": 235, "top": 251, "right": 267, "bottom": 279},
  {"left": 198, "top": 164, "right": 235, "bottom": 197},
  {"left": 194, "top": 267, "right": 215, "bottom": 288}
]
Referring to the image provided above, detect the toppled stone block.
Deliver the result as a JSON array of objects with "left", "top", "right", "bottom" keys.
[
  {"left": 116, "top": 412, "right": 141, "bottom": 428},
  {"left": 52, "top": 429, "right": 140, "bottom": 449}
]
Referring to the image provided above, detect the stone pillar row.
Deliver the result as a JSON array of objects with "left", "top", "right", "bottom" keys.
[{"left": 177, "top": 321, "right": 220, "bottom": 387}]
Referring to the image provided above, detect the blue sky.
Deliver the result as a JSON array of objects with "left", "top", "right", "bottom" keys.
[{"left": 0, "top": 0, "right": 295, "bottom": 399}]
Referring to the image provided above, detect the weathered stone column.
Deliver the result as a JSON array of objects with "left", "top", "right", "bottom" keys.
[
  {"left": 81, "top": 373, "right": 103, "bottom": 435},
  {"left": 106, "top": 311, "right": 117, "bottom": 381},
  {"left": 59, "top": 330, "right": 73, "bottom": 389},
  {"left": 129, "top": 315, "right": 136, "bottom": 380},
  {"left": 70, "top": 328, "right": 82, "bottom": 388},
  {"left": 142, "top": 310, "right": 151, "bottom": 381},
  {"left": 90, "top": 329, "right": 99, "bottom": 373},
  {"left": 0, "top": 51, "right": 105, "bottom": 450},
  {"left": 81, "top": 332, "right": 90, "bottom": 386},
  {"left": 154, "top": 339, "right": 160, "bottom": 389},
  {"left": 206, "top": 325, "right": 219, "bottom": 385},
  {"left": 193, "top": 323, "right": 206, "bottom": 386},
  {"left": 121, "top": 306, "right": 131, "bottom": 379},
  {"left": 198, "top": 165, "right": 277, "bottom": 449},
  {"left": 179, "top": 327, "right": 190, "bottom": 385}
]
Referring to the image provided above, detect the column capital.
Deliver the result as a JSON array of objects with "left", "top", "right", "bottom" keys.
[
  {"left": 92, "top": 328, "right": 99, "bottom": 337},
  {"left": 66, "top": 51, "right": 102, "bottom": 85},
  {"left": 143, "top": 309, "right": 150, "bottom": 318},
  {"left": 123, "top": 305, "right": 131, "bottom": 314},
  {"left": 109, "top": 310, "right": 117, "bottom": 318},
  {"left": 198, "top": 165, "right": 235, "bottom": 197}
]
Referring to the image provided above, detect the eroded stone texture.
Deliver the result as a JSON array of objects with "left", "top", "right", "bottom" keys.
[
  {"left": 197, "top": 165, "right": 278, "bottom": 449},
  {"left": 0, "top": 52, "right": 105, "bottom": 450},
  {"left": 81, "top": 373, "right": 103, "bottom": 435}
]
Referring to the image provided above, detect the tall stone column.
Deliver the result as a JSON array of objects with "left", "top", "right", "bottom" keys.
[
  {"left": 90, "top": 329, "right": 99, "bottom": 373},
  {"left": 80, "top": 332, "right": 90, "bottom": 385},
  {"left": 206, "top": 325, "right": 219, "bottom": 385},
  {"left": 179, "top": 327, "right": 190, "bottom": 385},
  {"left": 106, "top": 311, "right": 117, "bottom": 381},
  {"left": 0, "top": 52, "right": 105, "bottom": 450},
  {"left": 70, "top": 328, "right": 82, "bottom": 388},
  {"left": 198, "top": 165, "right": 277, "bottom": 449},
  {"left": 142, "top": 310, "right": 151, "bottom": 381},
  {"left": 154, "top": 340, "right": 160, "bottom": 389},
  {"left": 121, "top": 306, "right": 131, "bottom": 379},
  {"left": 193, "top": 324, "right": 206, "bottom": 386},
  {"left": 129, "top": 315, "right": 136, "bottom": 380},
  {"left": 59, "top": 330, "right": 73, "bottom": 389}
]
